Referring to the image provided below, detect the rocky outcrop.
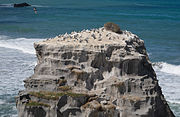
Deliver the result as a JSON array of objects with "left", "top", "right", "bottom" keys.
[
  {"left": 14, "top": 3, "right": 31, "bottom": 7},
  {"left": 16, "top": 27, "right": 175, "bottom": 117}
]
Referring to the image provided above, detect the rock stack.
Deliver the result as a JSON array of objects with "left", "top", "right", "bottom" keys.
[{"left": 16, "top": 27, "right": 175, "bottom": 117}]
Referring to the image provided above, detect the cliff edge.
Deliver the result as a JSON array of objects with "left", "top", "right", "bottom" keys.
[{"left": 16, "top": 27, "right": 175, "bottom": 117}]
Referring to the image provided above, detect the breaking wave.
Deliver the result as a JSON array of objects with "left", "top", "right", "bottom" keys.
[
  {"left": 153, "top": 62, "right": 180, "bottom": 106},
  {"left": 153, "top": 62, "right": 180, "bottom": 76},
  {"left": 0, "top": 35, "right": 44, "bottom": 54}
]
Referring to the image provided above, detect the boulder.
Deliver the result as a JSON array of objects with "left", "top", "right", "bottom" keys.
[{"left": 14, "top": 3, "right": 31, "bottom": 7}]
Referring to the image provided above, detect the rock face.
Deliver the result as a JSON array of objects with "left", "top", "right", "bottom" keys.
[
  {"left": 14, "top": 3, "right": 31, "bottom": 7},
  {"left": 16, "top": 27, "right": 175, "bottom": 117}
]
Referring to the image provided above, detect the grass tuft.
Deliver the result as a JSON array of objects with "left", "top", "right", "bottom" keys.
[
  {"left": 29, "top": 91, "right": 88, "bottom": 100},
  {"left": 58, "top": 86, "right": 71, "bottom": 91},
  {"left": 26, "top": 100, "right": 50, "bottom": 107}
]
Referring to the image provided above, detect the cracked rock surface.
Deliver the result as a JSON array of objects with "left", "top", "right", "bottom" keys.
[{"left": 16, "top": 27, "right": 175, "bottom": 117}]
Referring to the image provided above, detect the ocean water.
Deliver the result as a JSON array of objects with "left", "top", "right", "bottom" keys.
[{"left": 0, "top": 0, "right": 180, "bottom": 116}]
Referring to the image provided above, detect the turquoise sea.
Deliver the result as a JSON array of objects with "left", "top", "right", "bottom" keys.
[{"left": 0, "top": 0, "right": 180, "bottom": 116}]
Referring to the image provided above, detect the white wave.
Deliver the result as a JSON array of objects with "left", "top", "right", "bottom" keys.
[
  {"left": 11, "top": 114, "right": 18, "bottom": 117},
  {"left": 0, "top": 35, "right": 44, "bottom": 54},
  {"left": 168, "top": 100, "right": 180, "bottom": 105},
  {"left": 153, "top": 62, "right": 180, "bottom": 105},
  {"left": 31, "top": 5, "right": 49, "bottom": 8},
  {"left": 153, "top": 62, "right": 180, "bottom": 76},
  {"left": 0, "top": 99, "right": 5, "bottom": 104},
  {"left": 0, "top": 4, "right": 13, "bottom": 8}
]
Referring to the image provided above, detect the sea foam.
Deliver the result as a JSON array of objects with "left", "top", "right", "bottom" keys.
[
  {"left": 0, "top": 4, "right": 13, "bottom": 8},
  {"left": 153, "top": 62, "right": 180, "bottom": 76},
  {"left": 153, "top": 62, "right": 180, "bottom": 105},
  {"left": 0, "top": 35, "right": 44, "bottom": 54}
]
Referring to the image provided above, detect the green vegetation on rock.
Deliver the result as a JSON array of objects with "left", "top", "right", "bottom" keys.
[
  {"left": 58, "top": 86, "right": 71, "bottom": 91},
  {"left": 26, "top": 101, "right": 50, "bottom": 107},
  {"left": 29, "top": 91, "right": 88, "bottom": 100}
]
